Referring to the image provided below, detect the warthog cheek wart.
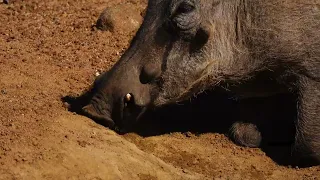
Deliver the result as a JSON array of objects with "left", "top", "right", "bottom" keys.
[{"left": 140, "top": 63, "right": 161, "bottom": 84}]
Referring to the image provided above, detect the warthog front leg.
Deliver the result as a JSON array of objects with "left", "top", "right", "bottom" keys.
[{"left": 294, "top": 77, "right": 320, "bottom": 166}]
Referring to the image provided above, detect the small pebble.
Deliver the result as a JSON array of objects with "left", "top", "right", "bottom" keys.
[
  {"left": 96, "top": 3, "right": 143, "bottom": 33},
  {"left": 63, "top": 102, "right": 70, "bottom": 109},
  {"left": 183, "top": 132, "right": 193, "bottom": 138},
  {"left": 1, "top": 89, "right": 7, "bottom": 94}
]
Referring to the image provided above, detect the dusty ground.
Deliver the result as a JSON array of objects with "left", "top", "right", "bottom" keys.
[{"left": 0, "top": 0, "right": 319, "bottom": 179}]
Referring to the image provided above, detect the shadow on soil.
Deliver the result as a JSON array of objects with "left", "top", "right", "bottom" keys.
[{"left": 62, "top": 90, "right": 297, "bottom": 166}]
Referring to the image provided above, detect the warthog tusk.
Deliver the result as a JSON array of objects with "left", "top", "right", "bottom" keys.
[{"left": 125, "top": 93, "right": 132, "bottom": 102}]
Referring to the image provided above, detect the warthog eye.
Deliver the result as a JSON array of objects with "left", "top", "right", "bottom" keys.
[
  {"left": 169, "top": 0, "right": 200, "bottom": 40},
  {"left": 175, "top": 1, "right": 195, "bottom": 14}
]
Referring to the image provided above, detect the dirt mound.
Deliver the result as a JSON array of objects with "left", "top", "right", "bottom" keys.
[{"left": 0, "top": 0, "right": 319, "bottom": 179}]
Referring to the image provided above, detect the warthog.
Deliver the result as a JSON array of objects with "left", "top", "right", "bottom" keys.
[{"left": 76, "top": 0, "right": 319, "bottom": 166}]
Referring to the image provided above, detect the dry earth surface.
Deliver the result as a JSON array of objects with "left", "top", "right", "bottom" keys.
[{"left": 0, "top": 0, "right": 319, "bottom": 179}]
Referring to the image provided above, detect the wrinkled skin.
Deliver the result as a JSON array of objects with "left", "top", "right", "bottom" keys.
[{"left": 79, "top": 0, "right": 320, "bottom": 166}]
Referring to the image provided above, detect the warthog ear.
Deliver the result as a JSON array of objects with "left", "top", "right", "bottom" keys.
[{"left": 82, "top": 104, "right": 115, "bottom": 128}]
